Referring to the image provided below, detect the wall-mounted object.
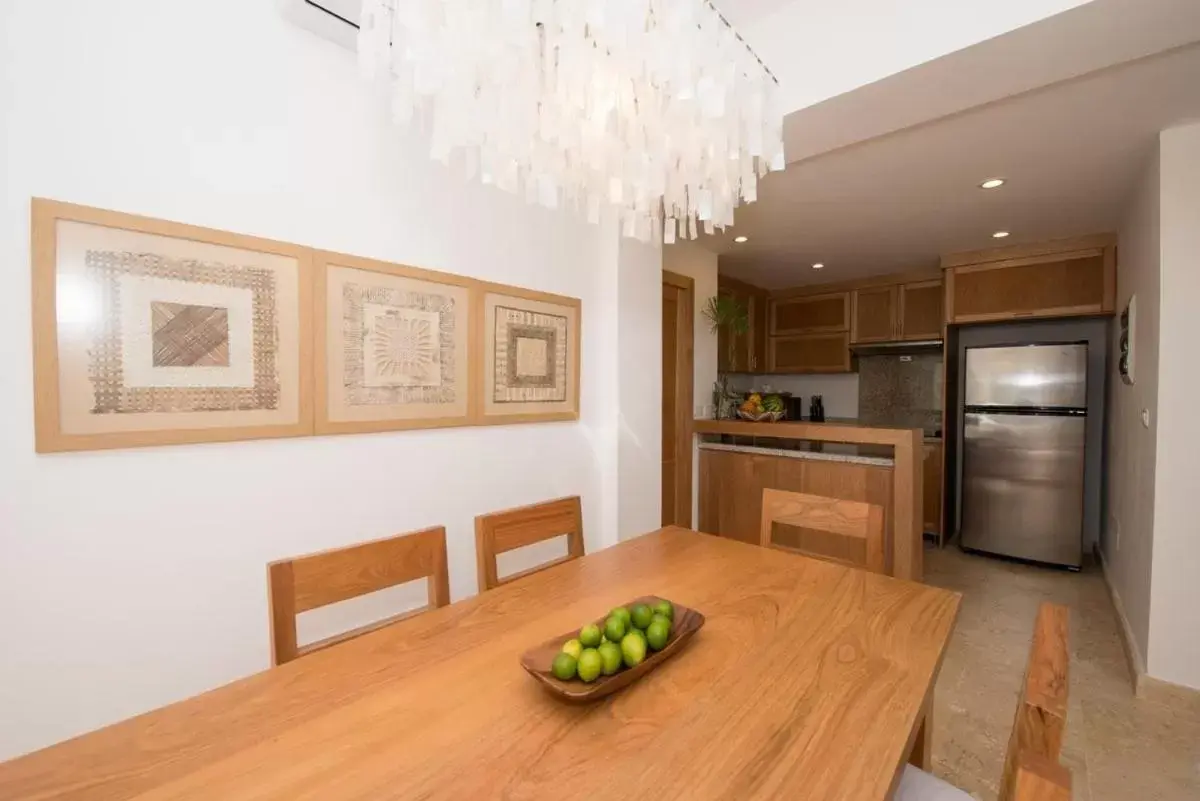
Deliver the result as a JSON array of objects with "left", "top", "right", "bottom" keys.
[
  {"left": 31, "top": 199, "right": 313, "bottom": 453},
  {"left": 314, "top": 251, "right": 473, "bottom": 435},
  {"left": 1119, "top": 294, "right": 1135, "bottom": 385},
  {"left": 480, "top": 287, "right": 581, "bottom": 424}
]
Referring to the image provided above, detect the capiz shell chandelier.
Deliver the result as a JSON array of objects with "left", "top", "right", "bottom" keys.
[{"left": 358, "top": 0, "right": 784, "bottom": 242}]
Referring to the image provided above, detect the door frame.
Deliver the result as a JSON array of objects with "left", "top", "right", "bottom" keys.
[{"left": 663, "top": 270, "right": 695, "bottom": 527}]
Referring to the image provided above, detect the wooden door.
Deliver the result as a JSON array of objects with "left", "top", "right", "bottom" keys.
[
  {"left": 770, "top": 292, "right": 850, "bottom": 335},
  {"left": 851, "top": 286, "right": 898, "bottom": 343},
  {"left": 662, "top": 272, "right": 694, "bottom": 527},
  {"left": 768, "top": 332, "right": 852, "bottom": 373},
  {"left": 899, "top": 280, "right": 944, "bottom": 340}
]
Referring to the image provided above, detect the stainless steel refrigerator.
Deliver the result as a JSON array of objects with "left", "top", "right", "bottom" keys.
[{"left": 960, "top": 344, "right": 1087, "bottom": 568}]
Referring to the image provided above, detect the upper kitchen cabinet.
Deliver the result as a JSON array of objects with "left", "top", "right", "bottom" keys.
[
  {"left": 850, "top": 286, "right": 898, "bottom": 343},
  {"left": 768, "top": 332, "right": 852, "bottom": 373},
  {"left": 943, "top": 234, "right": 1116, "bottom": 324},
  {"left": 848, "top": 273, "right": 944, "bottom": 344},
  {"left": 898, "top": 280, "right": 944, "bottom": 340},
  {"left": 716, "top": 276, "right": 768, "bottom": 373},
  {"left": 770, "top": 292, "right": 850, "bottom": 335}
]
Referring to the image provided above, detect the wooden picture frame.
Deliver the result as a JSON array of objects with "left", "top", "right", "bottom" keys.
[
  {"left": 313, "top": 250, "right": 474, "bottom": 435},
  {"left": 31, "top": 199, "right": 314, "bottom": 453},
  {"left": 476, "top": 282, "right": 581, "bottom": 425}
]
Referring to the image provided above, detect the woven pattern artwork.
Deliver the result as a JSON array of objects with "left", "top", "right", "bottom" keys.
[
  {"left": 87, "top": 250, "right": 279, "bottom": 414},
  {"left": 341, "top": 281, "right": 458, "bottom": 406},
  {"left": 493, "top": 306, "right": 567, "bottom": 403}
]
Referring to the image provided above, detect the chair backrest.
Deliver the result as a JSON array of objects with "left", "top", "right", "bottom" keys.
[
  {"left": 267, "top": 526, "right": 450, "bottom": 666},
  {"left": 759, "top": 488, "right": 886, "bottom": 574},
  {"left": 1000, "top": 602, "right": 1072, "bottom": 801},
  {"left": 475, "top": 496, "right": 584, "bottom": 591}
]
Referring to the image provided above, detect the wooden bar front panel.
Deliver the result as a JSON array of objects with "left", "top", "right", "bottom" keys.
[{"left": 699, "top": 449, "right": 894, "bottom": 573}]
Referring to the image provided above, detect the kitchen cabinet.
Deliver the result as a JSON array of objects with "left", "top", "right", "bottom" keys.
[
  {"left": 923, "top": 442, "right": 943, "bottom": 542},
  {"left": 851, "top": 286, "right": 898, "bottom": 343},
  {"left": 717, "top": 277, "right": 767, "bottom": 373},
  {"left": 768, "top": 332, "right": 852, "bottom": 373},
  {"left": 898, "top": 280, "right": 944, "bottom": 340},
  {"left": 770, "top": 292, "right": 850, "bottom": 335},
  {"left": 851, "top": 280, "right": 944, "bottom": 344},
  {"left": 943, "top": 234, "right": 1116, "bottom": 324}
]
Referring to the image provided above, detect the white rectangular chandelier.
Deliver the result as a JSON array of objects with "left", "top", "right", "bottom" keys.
[{"left": 358, "top": 0, "right": 785, "bottom": 242}]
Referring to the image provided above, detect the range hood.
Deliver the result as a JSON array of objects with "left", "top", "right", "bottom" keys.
[{"left": 850, "top": 339, "right": 944, "bottom": 356}]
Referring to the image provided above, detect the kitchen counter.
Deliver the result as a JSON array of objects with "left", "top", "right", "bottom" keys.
[{"left": 693, "top": 418, "right": 925, "bottom": 581}]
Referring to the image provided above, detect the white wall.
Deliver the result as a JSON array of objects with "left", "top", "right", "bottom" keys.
[
  {"left": 1104, "top": 146, "right": 1161, "bottom": 671},
  {"left": 1148, "top": 122, "right": 1200, "bottom": 689},
  {"left": 0, "top": 0, "right": 662, "bottom": 759},
  {"left": 739, "top": 0, "right": 1095, "bottom": 112},
  {"left": 663, "top": 242, "right": 720, "bottom": 526}
]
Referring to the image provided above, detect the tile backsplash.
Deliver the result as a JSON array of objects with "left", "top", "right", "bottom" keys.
[{"left": 857, "top": 353, "right": 943, "bottom": 433}]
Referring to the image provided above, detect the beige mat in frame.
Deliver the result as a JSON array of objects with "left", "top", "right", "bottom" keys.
[
  {"left": 31, "top": 199, "right": 313, "bottom": 453},
  {"left": 314, "top": 251, "right": 474, "bottom": 434},
  {"left": 478, "top": 284, "right": 581, "bottom": 425}
]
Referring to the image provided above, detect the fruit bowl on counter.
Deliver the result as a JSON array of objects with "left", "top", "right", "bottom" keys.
[{"left": 736, "top": 392, "right": 786, "bottom": 422}]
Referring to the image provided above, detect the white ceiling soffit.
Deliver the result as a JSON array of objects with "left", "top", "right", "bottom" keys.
[
  {"left": 714, "top": 41, "right": 1200, "bottom": 289},
  {"left": 778, "top": 0, "right": 1200, "bottom": 164},
  {"left": 280, "top": 0, "right": 360, "bottom": 50}
]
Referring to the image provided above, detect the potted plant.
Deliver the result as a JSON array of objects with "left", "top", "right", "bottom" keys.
[{"left": 702, "top": 294, "right": 750, "bottom": 369}]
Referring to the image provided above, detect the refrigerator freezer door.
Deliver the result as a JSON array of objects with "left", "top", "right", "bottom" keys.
[
  {"left": 964, "top": 344, "right": 1087, "bottom": 409},
  {"left": 961, "top": 412, "right": 1085, "bottom": 567}
]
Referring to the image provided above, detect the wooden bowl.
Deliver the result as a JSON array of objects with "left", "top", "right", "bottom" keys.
[{"left": 520, "top": 596, "right": 705, "bottom": 703}]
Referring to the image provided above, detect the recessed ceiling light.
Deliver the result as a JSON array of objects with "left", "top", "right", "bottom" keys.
[
  {"left": 992, "top": 231, "right": 1010, "bottom": 239},
  {"left": 733, "top": 235, "right": 748, "bottom": 243},
  {"left": 812, "top": 263, "right": 824, "bottom": 270},
  {"left": 980, "top": 178, "right": 1006, "bottom": 189}
]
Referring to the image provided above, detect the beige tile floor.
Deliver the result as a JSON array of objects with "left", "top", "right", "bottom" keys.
[{"left": 923, "top": 545, "right": 1200, "bottom": 801}]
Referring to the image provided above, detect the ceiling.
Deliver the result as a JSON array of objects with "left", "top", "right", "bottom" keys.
[{"left": 712, "top": 38, "right": 1200, "bottom": 288}]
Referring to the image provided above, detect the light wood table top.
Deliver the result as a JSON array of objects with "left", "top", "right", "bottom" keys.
[{"left": 0, "top": 528, "right": 960, "bottom": 801}]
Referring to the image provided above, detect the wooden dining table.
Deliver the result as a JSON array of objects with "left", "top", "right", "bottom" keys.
[{"left": 0, "top": 527, "right": 960, "bottom": 801}]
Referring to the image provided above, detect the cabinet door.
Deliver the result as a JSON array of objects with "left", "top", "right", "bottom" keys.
[
  {"left": 947, "top": 251, "right": 1110, "bottom": 323},
  {"left": 769, "top": 332, "right": 852, "bottom": 373},
  {"left": 850, "top": 286, "right": 898, "bottom": 343},
  {"left": 716, "top": 285, "right": 757, "bottom": 373},
  {"left": 770, "top": 292, "right": 849, "bottom": 335},
  {"left": 899, "top": 280, "right": 944, "bottom": 340},
  {"left": 922, "top": 443, "right": 942, "bottom": 538},
  {"left": 699, "top": 449, "right": 777, "bottom": 544}
]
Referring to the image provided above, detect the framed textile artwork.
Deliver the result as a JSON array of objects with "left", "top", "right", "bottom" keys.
[
  {"left": 314, "top": 252, "right": 472, "bottom": 434},
  {"left": 480, "top": 287, "right": 580, "bottom": 423},
  {"left": 31, "top": 199, "right": 313, "bottom": 452}
]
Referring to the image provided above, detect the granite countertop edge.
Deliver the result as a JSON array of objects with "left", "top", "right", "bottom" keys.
[{"left": 698, "top": 441, "right": 895, "bottom": 468}]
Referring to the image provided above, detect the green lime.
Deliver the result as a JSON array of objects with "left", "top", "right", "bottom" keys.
[
  {"left": 577, "top": 648, "right": 603, "bottom": 682},
  {"left": 551, "top": 652, "right": 577, "bottom": 680},
  {"left": 652, "top": 600, "right": 674, "bottom": 621},
  {"left": 621, "top": 632, "right": 647, "bottom": 668},
  {"left": 650, "top": 613, "right": 672, "bottom": 634},
  {"left": 646, "top": 618, "right": 670, "bottom": 651},
  {"left": 597, "top": 641, "right": 623, "bottom": 675},
  {"left": 561, "top": 638, "right": 583, "bottom": 659},
  {"left": 609, "top": 606, "right": 632, "bottom": 627},
  {"left": 579, "top": 623, "right": 602, "bottom": 648},
  {"left": 604, "top": 615, "right": 627, "bottom": 643},
  {"left": 630, "top": 603, "right": 654, "bottom": 630}
]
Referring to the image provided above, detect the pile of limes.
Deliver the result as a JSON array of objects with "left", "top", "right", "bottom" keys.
[{"left": 551, "top": 599, "right": 675, "bottom": 682}]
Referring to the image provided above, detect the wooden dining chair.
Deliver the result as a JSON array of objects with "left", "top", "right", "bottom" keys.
[
  {"left": 759, "top": 488, "right": 887, "bottom": 574},
  {"left": 896, "top": 602, "right": 1072, "bottom": 801},
  {"left": 267, "top": 526, "right": 450, "bottom": 666},
  {"left": 475, "top": 496, "right": 584, "bottom": 591}
]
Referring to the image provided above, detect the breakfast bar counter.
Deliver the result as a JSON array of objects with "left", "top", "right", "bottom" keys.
[{"left": 693, "top": 419, "right": 924, "bottom": 581}]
